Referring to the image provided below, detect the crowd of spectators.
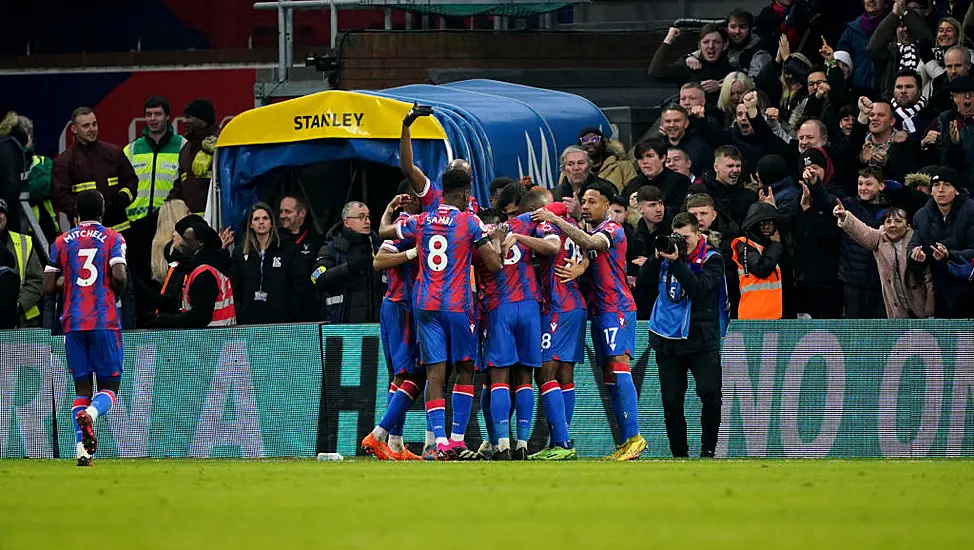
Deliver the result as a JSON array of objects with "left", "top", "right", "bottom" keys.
[{"left": 3, "top": 0, "right": 974, "bottom": 329}]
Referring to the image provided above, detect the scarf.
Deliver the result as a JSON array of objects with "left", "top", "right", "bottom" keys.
[
  {"left": 859, "top": 13, "right": 884, "bottom": 36},
  {"left": 773, "top": 2, "right": 800, "bottom": 47},
  {"left": 898, "top": 43, "right": 919, "bottom": 72},
  {"left": 891, "top": 96, "right": 928, "bottom": 134},
  {"left": 935, "top": 46, "right": 947, "bottom": 66}
]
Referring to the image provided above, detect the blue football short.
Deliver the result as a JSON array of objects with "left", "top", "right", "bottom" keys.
[
  {"left": 485, "top": 300, "right": 541, "bottom": 368},
  {"left": 590, "top": 310, "right": 636, "bottom": 367},
  {"left": 380, "top": 300, "right": 419, "bottom": 376},
  {"left": 542, "top": 308, "right": 587, "bottom": 364},
  {"left": 65, "top": 329, "right": 124, "bottom": 383},
  {"left": 416, "top": 309, "right": 478, "bottom": 366}
]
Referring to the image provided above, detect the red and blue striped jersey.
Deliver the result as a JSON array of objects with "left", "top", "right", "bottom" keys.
[
  {"left": 46, "top": 222, "right": 126, "bottom": 332},
  {"left": 476, "top": 213, "right": 550, "bottom": 312},
  {"left": 417, "top": 177, "right": 479, "bottom": 214},
  {"left": 586, "top": 217, "right": 636, "bottom": 314},
  {"left": 380, "top": 213, "right": 417, "bottom": 305},
  {"left": 540, "top": 219, "right": 587, "bottom": 314},
  {"left": 397, "top": 205, "right": 486, "bottom": 312}
]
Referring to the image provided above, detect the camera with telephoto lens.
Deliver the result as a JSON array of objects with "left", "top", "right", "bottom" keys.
[{"left": 654, "top": 233, "right": 688, "bottom": 258}]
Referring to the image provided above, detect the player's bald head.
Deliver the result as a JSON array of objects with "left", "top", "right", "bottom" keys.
[{"left": 446, "top": 159, "right": 472, "bottom": 175}]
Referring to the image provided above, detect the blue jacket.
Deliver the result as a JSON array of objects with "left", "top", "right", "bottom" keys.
[{"left": 837, "top": 17, "right": 879, "bottom": 95}]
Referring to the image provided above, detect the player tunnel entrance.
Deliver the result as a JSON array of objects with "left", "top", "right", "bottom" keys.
[{"left": 249, "top": 159, "right": 406, "bottom": 239}]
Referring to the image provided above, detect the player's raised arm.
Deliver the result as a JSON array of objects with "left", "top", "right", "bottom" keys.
[
  {"left": 512, "top": 232, "right": 559, "bottom": 257},
  {"left": 378, "top": 195, "right": 411, "bottom": 240},
  {"left": 400, "top": 104, "right": 434, "bottom": 194}
]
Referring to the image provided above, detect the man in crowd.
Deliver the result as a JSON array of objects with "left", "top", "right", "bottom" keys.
[
  {"left": 0, "top": 198, "right": 42, "bottom": 327},
  {"left": 312, "top": 201, "right": 384, "bottom": 323},
  {"left": 658, "top": 104, "right": 713, "bottom": 178},
  {"left": 52, "top": 107, "right": 138, "bottom": 233},
  {"left": 148, "top": 219, "right": 236, "bottom": 328},
  {"left": 695, "top": 145, "right": 758, "bottom": 226},
  {"left": 170, "top": 99, "right": 218, "bottom": 215},
  {"left": 576, "top": 127, "right": 636, "bottom": 192},
  {"left": 123, "top": 96, "right": 186, "bottom": 285},
  {"left": 622, "top": 138, "right": 690, "bottom": 211}
]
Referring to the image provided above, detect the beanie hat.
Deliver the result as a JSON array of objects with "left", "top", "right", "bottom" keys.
[
  {"left": 801, "top": 147, "right": 835, "bottom": 185},
  {"left": 756, "top": 154, "right": 790, "bottom": 186},
  {"left": 184, "top": 99, "right": 216, "bottom": 126}
]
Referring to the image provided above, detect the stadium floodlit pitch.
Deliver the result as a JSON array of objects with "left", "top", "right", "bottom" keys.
[{"left": 1, "top": 459, "right": 972, "bottom": 549}]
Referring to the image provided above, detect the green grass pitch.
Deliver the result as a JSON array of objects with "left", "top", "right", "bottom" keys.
[{"left": 1, "top": 459, "right": 972, "bottom": 549}]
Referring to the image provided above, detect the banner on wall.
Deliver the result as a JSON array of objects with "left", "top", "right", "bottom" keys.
[{"left": 2, "top": 321, "right": 973, "bottom": 459}]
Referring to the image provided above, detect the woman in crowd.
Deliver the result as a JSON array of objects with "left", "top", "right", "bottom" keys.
[
  {"left": 231, "top": 202, "right": 305, "bottom": 325},
  {"left": 835, "top": 203, "right": 934, "bottom": 318},
  {"left": 717, "top": 72, "right": 756, "bottom": 128}
]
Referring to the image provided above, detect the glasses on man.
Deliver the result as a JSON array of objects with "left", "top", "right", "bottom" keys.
[
  {"left": 579, "top": 135, "right": 601, "bottom": 145},
  {"left": 345, "top": 214, "right": 370, "bottom": 221}
]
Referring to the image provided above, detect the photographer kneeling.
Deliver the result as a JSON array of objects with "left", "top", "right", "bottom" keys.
[{"left": 643, "top": 212, "right": 728, "bottom": 458}]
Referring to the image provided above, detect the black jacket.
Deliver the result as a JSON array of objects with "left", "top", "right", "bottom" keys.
[
  {"left": 231, "top": 239, "right": 306, "bottom": 325},
  {"left": 908, "top": 194, "right": 974, "bottom": 317},
  {"left": 645, "top": 251, "right": 725, "bottom": 356},
  {"left": 694, "top": 176, "right": 759, "bottom": 228},
  {"left": 621, "top": 168, "right": 690, "bottom": 212},
  {"left": 281, "top": 224, "right": 322, "bottom": 321},
  {"left": 0, "top": 135, "right": 24, "bottom": 234},
  {"left": 313, "top": 226, "right": 384, "bottom": 323},
  {"left": 148, "top": 247, "right": 231, "bottom": 329},
  {"left": 810, "top": 180, "right": 889, "bottom": 289}
]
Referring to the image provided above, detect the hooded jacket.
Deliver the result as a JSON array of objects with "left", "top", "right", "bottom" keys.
[{"left": 732, "top": 203, "right": 786, "bottom": 280}]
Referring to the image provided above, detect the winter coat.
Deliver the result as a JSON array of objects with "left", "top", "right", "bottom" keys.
[
  {"left": 696, "top": 175, "right": 759, "bottom": 228},
  {"left": 837, "top": 15, "right": 882, "bottom": 96},
  {"left": 837, "top": 213, "right": 934, "bottom": 318},
  {"left": 789, "top": 205, "right": 842, "bottom": 289},
  {"left": 809, "top": 180, "right": 891, "bottom": 289},
  {"left": 170, "top": 124, "right": 219, "bottom": 214},
  {"left": 866, "top": 10, "right": 935, "bottom": 103},
  {"left": 0, "top": 111, "right": 24, "bottom": 234},
  {"left": 908, "top": 194, "right": 974, "bottom": 317},
  {"left": 313, "top": 225, "right": 384, "bottom": 323},
  {"left": 649, "top": 43, "right": 734, "bottom": 106},
  {"left": 231, "top": 239, "right": 307, "bottom": 325},
  {"left": 620, "top": 168, "right": 690, "bottom": 212},
  {"left": 595, "top": 140, "right": 637, "bottom": 193},
  {"left": 936, "top": 110, "right": 974, "bottom": 192}
]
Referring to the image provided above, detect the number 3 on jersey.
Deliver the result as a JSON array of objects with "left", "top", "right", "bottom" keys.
[
  {"left": 76, "top": 248, "right": 99, "bottom": 287},
  {"left": 427, "top": 235, "right": 449, "bottom": 271}
]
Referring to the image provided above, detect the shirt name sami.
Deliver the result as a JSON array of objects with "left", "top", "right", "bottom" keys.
[{"left": 293, "top": 112, "right": 365, "bottom": 130}]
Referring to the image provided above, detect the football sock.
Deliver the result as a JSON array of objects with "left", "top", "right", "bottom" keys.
[
  {"left": 604, "top": 374, "right": 625, "bottom": 441},
  {"left": 490, "top": 383, "right": 511, "bottom": 449},
  {"left": 425, "top": 399, "right": 449, "bottom": 447},
  {"left": 480, "top": 384, "right": 497, "bottom": 445},
  {"left": 388, "top": 436, "right": 404, "bottom": 453},
  {"left": 540, "top": 381, "right": 570, "bottom": 447},
  {"left": 387, "top": 382, "right": 404, "bottom": 437},
  {"left": 515, "top": 384, "right": 534, "bottom": 445},
  {"left": 561, "top": 382, "right": 576, "bottom": 428},
  {"left": 85, "top": 389, "right": 115, "bottom": 421},
  {"left": 611, "top": 363, "right": 640, "bottom": 440},
  {"left": 376, "top": 380, "right": 420, "bottom": 440},
  {"left": 72, "top": 396, "right": 91, "bottom": 456},
  {"left": 450, "top": 384, "right": 475, "bottom": 443}
]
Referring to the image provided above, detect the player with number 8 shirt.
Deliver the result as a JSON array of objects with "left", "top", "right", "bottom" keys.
[
  {"left": 532, "top": 181, "right": 647, "bottom": 460},
  {"left": 378, "top": 168, "right": 505, "bottom": 460}
]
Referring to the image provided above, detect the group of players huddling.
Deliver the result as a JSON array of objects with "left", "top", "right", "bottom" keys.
[{"left": 361, "top": 105, "right": 647, "bottom": 461}]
